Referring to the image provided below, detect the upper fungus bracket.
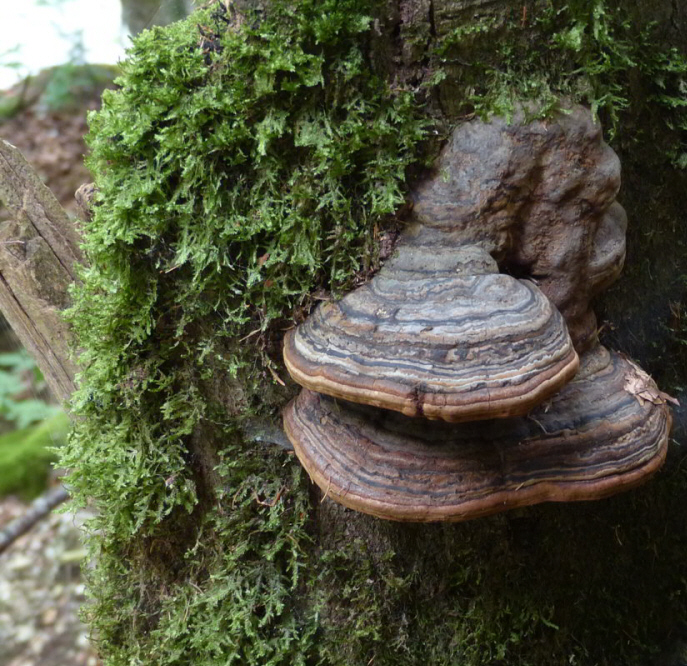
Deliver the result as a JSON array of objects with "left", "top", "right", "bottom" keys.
[
  {"left": 412, "top": 105, "right": 627, "bottom": 351},
  {"left": 283, "top": 236, "right": 579, "bottom": 422}
]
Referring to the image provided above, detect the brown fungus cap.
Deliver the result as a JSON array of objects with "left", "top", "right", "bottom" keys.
[
  {"left": 283, "top": 345, "right": 670, "bottom": 522},
  {"left": 284, "top": 234, "right": 579, "bottom": 422}
]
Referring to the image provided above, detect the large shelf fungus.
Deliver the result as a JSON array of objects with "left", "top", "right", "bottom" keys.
[
  {"left": 282, "top": 106, "right": 673, "bottom": 522},
  {"left": 284, "top": 347, "right": 670, "bottom": 522}
]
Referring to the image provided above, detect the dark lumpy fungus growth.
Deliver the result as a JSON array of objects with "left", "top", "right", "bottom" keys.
[{"left": 282, "top": 106, "right": 672, "bottom": 522}]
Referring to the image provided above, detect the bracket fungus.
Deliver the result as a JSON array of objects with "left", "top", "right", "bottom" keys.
[
  {"left": 410, "top": 106, "right": 628, "bottom": 351},
  {"left": 282, "top": 106, "right": 672, "bottom": 522},
  {"left": 283, "top": 229, "right": 579, "bottom": 422},
  {"left": 284, "top": 347, "right": 670, "bottom": 521}
]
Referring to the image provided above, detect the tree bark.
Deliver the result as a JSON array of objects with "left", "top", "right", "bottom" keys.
[{"left": 120, "top": 0, "right": 194, "bottom": 35}]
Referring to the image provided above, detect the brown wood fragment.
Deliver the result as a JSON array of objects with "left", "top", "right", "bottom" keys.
[
  {"left": 75, "top": 181, "right": 97, "bottom": 223},
  {"left": 0, "top": 139, "right": 83, "bottom": 403}
]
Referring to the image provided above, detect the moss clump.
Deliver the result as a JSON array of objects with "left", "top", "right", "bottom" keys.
[
  {"left": 431, "top": 0, "right": 687, "bottom": 158},
  {"left": 65, "top": 0, "right": 428, "bottom": 526},
  {"left": 86, "top": 444, "right": 313, "bottom": 665},
  {"left": 61, "top": 1, "right": 427, "bottom": 663}
]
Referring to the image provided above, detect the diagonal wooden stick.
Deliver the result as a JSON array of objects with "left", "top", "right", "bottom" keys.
[
  {"left": 0, "top": 139, "right": 83, "bottom": 403},
  {"left": 0, "top": 486, "right": 70, "bottom": 555}
]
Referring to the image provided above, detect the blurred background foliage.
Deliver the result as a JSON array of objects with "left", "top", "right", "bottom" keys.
[
  {"left": 121, "top": 0, "right": 193, "bottom": 35},
  {"left": 0, "top": 334, "right": 67, "bottom": 500}
]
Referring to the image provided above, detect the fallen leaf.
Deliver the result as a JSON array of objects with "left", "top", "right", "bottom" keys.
[{"left": 623, "top": 360, "right": 675, "bottom": 406}]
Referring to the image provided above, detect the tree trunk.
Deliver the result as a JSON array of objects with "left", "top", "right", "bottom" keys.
[
  {"left": 121, "top": 0, "right": 194, "bottom": 34},
  {"left": 7, "top": 1, "right": 687, "bottom": 665}
]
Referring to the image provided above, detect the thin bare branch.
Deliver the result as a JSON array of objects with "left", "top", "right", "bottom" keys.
[{"left": 0, "top": 486, "right": 70, "bottom": 556}]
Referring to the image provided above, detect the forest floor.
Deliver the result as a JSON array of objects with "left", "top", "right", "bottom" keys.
[{"left": 0, "top": 492, "right": 99, "bottom": 666}]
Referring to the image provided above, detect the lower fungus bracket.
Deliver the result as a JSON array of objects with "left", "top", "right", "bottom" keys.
[{"left": 283, "top": 346, "right": 670, "bottom": 522}]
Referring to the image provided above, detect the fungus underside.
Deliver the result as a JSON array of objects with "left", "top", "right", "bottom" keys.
[{"left": 59, "top": 1, "right": 687, "bottom": 664}]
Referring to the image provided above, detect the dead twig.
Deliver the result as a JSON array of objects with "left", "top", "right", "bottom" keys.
[
  {"left": 0, "top": 486, "right": 70, "bottom": 556},
  {"left": 253, "top": 486, "right": 284, "bottom": 507}
]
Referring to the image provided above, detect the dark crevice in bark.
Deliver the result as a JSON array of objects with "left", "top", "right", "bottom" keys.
[
  {"left": 428, "top": 0, "right": 436, "bottom": 39},
  {"left": 392, "top": 0, "right": 403, "bottom": 59},
  {"left": 671, "top": 0, "right": 682, "bottom": 34}
]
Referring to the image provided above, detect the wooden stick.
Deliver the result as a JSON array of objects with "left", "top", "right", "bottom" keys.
[
  {"left": 0, "top": 486, "right": 70, "bottom": 555},
  {"left": 0, "top": 139, "right": 83, "bottom": 403}
]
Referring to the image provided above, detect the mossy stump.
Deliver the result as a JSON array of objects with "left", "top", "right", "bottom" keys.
[{"left": 49, "top": 1, "right": 687, "bottom": 664}]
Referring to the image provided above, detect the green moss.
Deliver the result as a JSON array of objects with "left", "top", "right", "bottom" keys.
[
  {"left": 61, "top": 1, "right": 427, "bottom": 663},
  {"left": 60, "top": 1, "right": 687, "bottom": 664},
  {"left": 84, "top": 444, "right": 313, "bottom": 666},
  {"left": 432, "top": 0, "right": 687, "bottom": 158},
  {"left": 65, "top": 0, "right": 427, "bottom": 520}
]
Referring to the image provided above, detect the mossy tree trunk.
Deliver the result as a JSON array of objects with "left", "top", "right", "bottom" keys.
[
  {"left": 14, "top": 1, "right": 686, "bottom": 665},
  {"left": 296, "top": 5, "right": 687, "bottom": 666}
]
